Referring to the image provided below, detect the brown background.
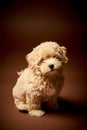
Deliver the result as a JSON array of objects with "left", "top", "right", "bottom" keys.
[{"left": 0, "top": 0, "right": 87, "bottom": 130}]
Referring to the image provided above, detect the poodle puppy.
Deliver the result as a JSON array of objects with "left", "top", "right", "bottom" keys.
[{"left": 12, "top": 41, "right": 68, "bottom": 117}]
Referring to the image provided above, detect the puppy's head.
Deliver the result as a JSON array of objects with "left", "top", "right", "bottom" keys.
[{"left": 26, "top": 41, "right": 68, "bottom": 76}]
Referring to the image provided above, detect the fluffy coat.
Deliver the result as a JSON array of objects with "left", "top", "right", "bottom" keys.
[{"left": 12, "top": 41, "right": 68, "bottom": 117}]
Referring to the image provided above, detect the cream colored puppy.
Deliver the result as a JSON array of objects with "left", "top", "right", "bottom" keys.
[{"left": 12, "top": 41, "right": 68, "bottom": 117}]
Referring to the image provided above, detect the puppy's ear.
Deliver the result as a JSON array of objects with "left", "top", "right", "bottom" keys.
[
  {"left": 26, "top": 52, "right": 40, "bottom": 66},
  {"left": 60, "top": 46, "right": 68, "bottom": 63},
  {"left": 26, "top": 53, "right": 32, "bottom": 64}
]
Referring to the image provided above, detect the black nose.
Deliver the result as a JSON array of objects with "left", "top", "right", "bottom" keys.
[{"left": 49, "top": 64, "right": 54, "bottom": 70}]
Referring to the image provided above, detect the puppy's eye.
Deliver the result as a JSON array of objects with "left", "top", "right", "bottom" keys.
[
  {"left": 53, "top": 55, "right": 58, "bottom": 59},
  {"left": 40, "top": 58, "right": 44, "bottom": 62},
  {"left": 58, "top": 57, "right": 62, "bottom": 61},
  {"left": 53, "top": 55, "right": 62, "bottom": 61}
]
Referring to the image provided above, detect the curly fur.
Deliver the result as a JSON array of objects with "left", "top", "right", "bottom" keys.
[{"left": 12, "top": 41, "right": 68, "bottom": 117}]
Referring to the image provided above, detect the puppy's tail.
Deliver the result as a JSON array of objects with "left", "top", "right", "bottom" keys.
[{"left": 17, "top": 70, "right": 23, "bottom": 76}]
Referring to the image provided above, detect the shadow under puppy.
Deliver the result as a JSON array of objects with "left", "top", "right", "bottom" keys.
[{"left": 12, "top": 41, "right": 68, "bottom": 117}]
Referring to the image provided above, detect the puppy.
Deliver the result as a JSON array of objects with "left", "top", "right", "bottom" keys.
[{"left": 12, "top": 41, "right": 68, "bottom": 117}]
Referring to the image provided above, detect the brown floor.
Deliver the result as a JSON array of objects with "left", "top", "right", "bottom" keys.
[{"left": 0, "top": 1, "right": 87, "bottom": 130}]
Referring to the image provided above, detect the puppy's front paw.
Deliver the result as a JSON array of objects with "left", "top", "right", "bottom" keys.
[{"left": 29, "top": 110, "right": 45, "bottom": 117}]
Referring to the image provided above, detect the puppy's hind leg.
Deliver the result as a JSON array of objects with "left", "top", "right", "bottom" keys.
[{"left": 14, "top": 97, "right": 27, "bottom": 111}]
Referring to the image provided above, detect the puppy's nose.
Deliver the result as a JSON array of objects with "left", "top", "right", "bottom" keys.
[{"left": 49, "top": 64, "right": 54, "bottom": 70}]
